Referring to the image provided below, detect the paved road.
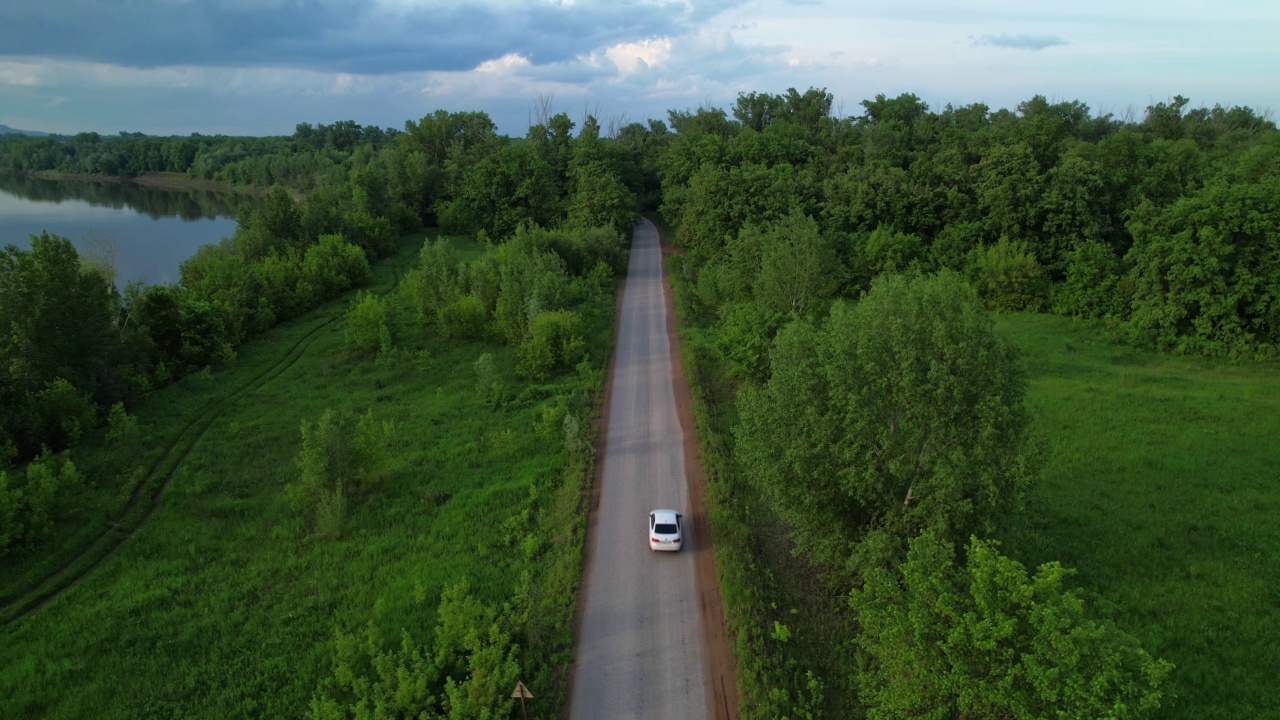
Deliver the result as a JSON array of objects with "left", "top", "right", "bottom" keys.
[{"left": 569, "top": 218, "right": 708, "bottom": 719}]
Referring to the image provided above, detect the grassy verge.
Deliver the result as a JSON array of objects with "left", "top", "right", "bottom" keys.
[
  {"left": 0, "top": 233, "right": 613, "bottom": 719},
  {"left": 996, "top": 313, "right": 1280, "bottom": 720}
]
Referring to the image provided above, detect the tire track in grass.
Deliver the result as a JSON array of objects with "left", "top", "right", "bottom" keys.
[{"left": 1, "top": 241, "right": 417, "bottom": 626}]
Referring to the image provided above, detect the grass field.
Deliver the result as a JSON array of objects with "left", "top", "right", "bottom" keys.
[
  {"left": 995, "top": 313, "right": 1280, "bottom": 720},
  {"left": 0, "top": 233, "right": 609, "bottom": 718}
]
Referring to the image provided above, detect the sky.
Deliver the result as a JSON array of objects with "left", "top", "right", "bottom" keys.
[{"left": 1, "top": 0, "right": 1277, "bottom": 137}]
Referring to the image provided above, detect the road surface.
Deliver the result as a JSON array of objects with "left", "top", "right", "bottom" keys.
[{"left": 568, "top": 218, "right": 709, "bottom": 719}]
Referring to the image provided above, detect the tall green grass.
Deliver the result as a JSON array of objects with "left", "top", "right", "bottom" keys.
[
  {"left": 0, "top": 233, "right": 610, "bottom": 719},
  {"left": 996, "top": 313, "right": 1280, "bottom": 720}
]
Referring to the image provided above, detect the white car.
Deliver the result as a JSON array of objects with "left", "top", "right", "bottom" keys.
[{"left": 649, "top": 509, "right": 684, "bottom": 551}]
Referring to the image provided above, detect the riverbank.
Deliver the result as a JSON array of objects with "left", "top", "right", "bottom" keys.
[{"left": 21, "top": 170, "right": 257, "bottom": 195}]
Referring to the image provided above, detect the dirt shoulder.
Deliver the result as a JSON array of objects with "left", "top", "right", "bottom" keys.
[{"left": 655, "top": 220, "right": 741, "bottom": 720}]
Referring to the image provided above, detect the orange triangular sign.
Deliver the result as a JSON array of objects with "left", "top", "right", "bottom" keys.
[{"left": 511, "top": 680, "right": 533, "bottom": 699}]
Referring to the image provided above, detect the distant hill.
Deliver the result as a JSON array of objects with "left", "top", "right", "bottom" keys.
[{"left": 0, "top": 124, "right": 49, "bottom": 137}]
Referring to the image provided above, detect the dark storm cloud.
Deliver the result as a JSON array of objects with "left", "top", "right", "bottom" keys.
[
  {"left": 974, "top": 33, "right": 1068, "bottom": 51},
  {"left": 0, "top": 0, "right": 743, "bottom": 74}
]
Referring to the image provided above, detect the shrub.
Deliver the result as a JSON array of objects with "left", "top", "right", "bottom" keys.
[
  {"left": 438, "top": 294, "right": 487, "bottom": 340},
  {"left": 1053, "top": 240, "right": 1127, "bottom": 318},
  {"left": 516, "top": 310, "right": 585, "bottom": 380},
  {"left": 344, "top": 291, "right": 390, "bottom": 357},
  {"left": 473, "top": 353, "right": 505, "bottom": 409},
  {"left": 966, "top": 236, "right": 1048, "bottom": 311},
  {"left": 287, "top": 408, "right": 390, "bottom": 538},
  {"left": 20, "top": 451, "right": 83, "bottom": 544},
  {"left": 715, "top": 303, "right": 782, "bottom": 383},
  {"left": 32, "top": 378, "right": 97, "bottom": 452},
  {"left": 0, "top": 471, "right": 21, "bottom": 557},
  {"left": 302, "top": 233, "right": 371, "bottom": 303}
]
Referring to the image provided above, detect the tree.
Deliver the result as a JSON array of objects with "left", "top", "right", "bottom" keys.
[
  {"left": 1125, "top": 178, "right": 1280, "bottom": 356},
  {"left": 344, "top": 291, "right": 391, "bottom": 358},
  {"left": 287, "top": 408, "right": 390, "bottom": 538},
  {"left": 565, "top": 160, "right": 637, "bottom": 233},
  {"left": 752, "top": 211, "right": 840, "bottom": 318},
  {"left": 401, "top": 237, "right": 460, "bottom": 324},
  {"left": 850, "top": 531, "right": 1173, "bottom": 720},
  {"left": 736, "top": 271, "right": 1039, "bottom": 573},
  {"left": 975, "top": 142, "right": 1044, "bottom": 244},
  {"left": 0, "top": 233, "right": 117, "bottom": 458}
]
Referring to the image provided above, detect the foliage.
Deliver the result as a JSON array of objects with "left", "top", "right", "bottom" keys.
[
  {"left": 0, "top": 233, "right": 118, "bottom": 459},
  {"left": 472, "top": 353, "right": 504, "bottom": 410},
  {"left": 287, "top": 408, "right": 391, "bottom": 538},
  {"left": 1052, "top": 240, "right": 1128, "bottom": 318},
  {"left": 752, "top": 211, "right": 841, "bottom": 318},
  {"left": 737, "top": 271, "right": 1039, "bottom": 574},
  {"left": 967, "top": 237, "right": 1049, "bottom": 312},
  {"left": 850, "top": 531, "right": 1173, "bottom": 720},
  {"left": 0, "top": 471, "right": 20, "bottom": 557},
  {"left": 714, "top": 303, "right": 783, "bottom": 383},
  {"left": 437, "top": 294, "right": 487, "bottom": 341},
  {"left": 345, "top": 291, "right": 392, "bottom": 357},
  {"left": 517, "top": 310, "right": 585, "bottom": 381},
  {"left": 1125, "top": 178, "right": 1280, "bottom": 356},
  {"left": 402, "top": 238, "right": 460, "bottom": 324}
]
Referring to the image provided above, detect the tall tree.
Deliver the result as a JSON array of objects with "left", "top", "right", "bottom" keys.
[{"left": 737, "top": 271, "right": 1038, "bottom": 573}]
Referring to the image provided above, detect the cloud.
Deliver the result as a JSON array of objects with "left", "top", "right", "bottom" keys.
[
  {"left": 605, "top": 38, "right": 673, "bottom": 75},
  {"left": 973, "top": 33, "right": 1068, "bottom": 51},
  {"left": 0, "top": 0, "right": 747, "bottom": 75}
]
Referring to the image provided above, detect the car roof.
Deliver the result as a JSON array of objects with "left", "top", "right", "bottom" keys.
[{"left": 650, "top": 509, "right": 680, "bottom": 523}]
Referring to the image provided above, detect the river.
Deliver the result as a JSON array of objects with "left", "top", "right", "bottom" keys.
[{"left": 0, "top": 174, "right": 248, "bottom": 287}]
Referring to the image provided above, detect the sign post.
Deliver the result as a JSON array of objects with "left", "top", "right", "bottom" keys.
[{"left": 510, "top": 680, "right": 533, "bottom": 720}]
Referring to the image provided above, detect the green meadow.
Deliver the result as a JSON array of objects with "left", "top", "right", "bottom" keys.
[
  {"left": 0, "top": 234, "right": 608, "bottom": 719},
  {"left": 995, "top": 313, "right": 1280, "bottom": 720}
]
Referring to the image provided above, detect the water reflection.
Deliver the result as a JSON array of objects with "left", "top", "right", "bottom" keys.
[
  {"left": 0, "top": 173, "right": 251, "bottom": 221},
  {"left": 0, "top": 174, "right": 247, "bottom": 287}
]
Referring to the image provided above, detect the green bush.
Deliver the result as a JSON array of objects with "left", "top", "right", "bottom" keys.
[
  {"left": 344, "top": 291, "right": 390, "bottom": 357},
  {"left": 0, "top": 471, "right": 21, "bottom": 557},
  {"left": 516, "top": 310, "right": 585, "bottom": 381},
  {"left": 301, "top": 233, "right": 371, "bottom": 303},
  {"left": 1053, "top": 239, "right": 1127, "bottom": 319},
  {"left": 438, "top": 294, "right": 487, "bottom": 340},
  {"left": 287, "top": 408, "right": 390, "bottom": 538},
  {"left": 966, "top": 236, "right": 1048, "bottom": 311},
  {"left": 32, "top": 377, "right": 97, "bottom": 452},
  {"left": 714, "top": 303, "right": 782, "bottom": 383}
]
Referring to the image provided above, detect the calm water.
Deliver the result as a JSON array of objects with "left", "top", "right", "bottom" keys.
[{"left": 0, "top": 174, "right": 249, "bottom": 287}]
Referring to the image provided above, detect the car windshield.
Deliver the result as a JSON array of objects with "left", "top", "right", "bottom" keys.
[{"left": 654, "top": 523, "right": 678, "bottom": 534}]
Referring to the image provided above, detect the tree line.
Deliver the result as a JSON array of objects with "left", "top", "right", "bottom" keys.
[{"left": 656, "top": 90, "right": 1278, "bottom": 358}]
